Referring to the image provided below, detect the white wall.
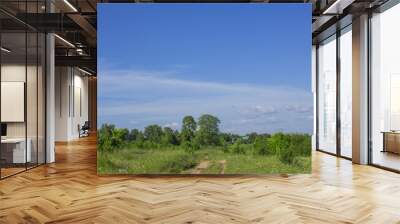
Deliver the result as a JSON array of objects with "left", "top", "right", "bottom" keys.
[
  {"left": 1, "top": 65, "right": 37, "bottom": 138},
  {"left": 72, "top": 73, "right": 89, "bottom": 138},
  {"left": 55, "top": 67, "right": 89, "bottom": 141},
  {"left": 55, "top": 66, "right": 70, "bottom": 141},
  {"left": 1, "top": 63, "right": 46, "bottom": 164}
]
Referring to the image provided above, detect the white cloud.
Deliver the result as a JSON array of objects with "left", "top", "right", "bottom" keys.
[
  {"left": 98, "top": 69, "right": 313, "bottom": 134},
  {"left": 163, "top": 122, "right": 179, "bottom": 129},
  {"left": 99, "top": 69, "right": 307, "bottom": 97},
  {"left": 285, "top": 105, "right": 313, "bottom": 113}
]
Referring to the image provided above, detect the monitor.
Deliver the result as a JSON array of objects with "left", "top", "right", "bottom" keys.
[{"left": 1, "top": 123, "right": 7, "bottom": 137}]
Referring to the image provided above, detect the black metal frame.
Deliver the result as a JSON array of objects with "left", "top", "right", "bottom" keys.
[
  {"left": 315, "top": 44, "right": 319, "bottom": 151},
  {"left": 0, "top": 19, "right": 2, "bottom": 179},
  {"left": 367, "top": 10, "right": 372, "bottom": 166},
  {"left": 0, "top": 0, "right": 47, "bottom": 180},
  {"left": 315, "top": 22, "right": 353, "bottom": 162},
  {"left": 336, "top": 26, "right": 341, "bottom": 157}
]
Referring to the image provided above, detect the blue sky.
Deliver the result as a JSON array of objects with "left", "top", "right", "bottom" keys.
[{"left": 98, "top": 4, "right": 312, "bottom": 134}]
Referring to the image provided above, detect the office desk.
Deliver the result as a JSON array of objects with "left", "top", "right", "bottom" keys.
[
  {"left": 1, "top": 138, "right": 31, "bottom": 164},
  {"left": 382, "top": 131, "right": 400, "bottom": 154}
]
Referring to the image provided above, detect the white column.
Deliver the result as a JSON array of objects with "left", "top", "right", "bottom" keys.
[
  {"left": 46, "top": 32, "right": 55, "bottom": 163},
  {"left": 352, "top": 14, "right": 369, "bottom": 164},
  {"left": 46, "top": 34, "right": 55, "bottom": 163}
]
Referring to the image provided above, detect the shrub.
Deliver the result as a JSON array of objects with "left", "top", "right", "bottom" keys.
[
  {"left": 289, "top": 134, "right": 311, "bottom": 157},
  {"left": 161, "top": 154, "right": 198, "bottom": 173},
  {"left": 134, "top": 140, "right": 145, "bottom": 148},
  {"left": 97, "top": 124, "right": 129, "bottom": 151},
  {"left": 191, "top": 141, "right": 201, "bottom": 151},
  {"left": 162, "top": 127, "right": 179, "bottom": 146},
  {"left": 142, "top": 141, "right": 158, "bottom": 149},
  {"left": 181, "top": 141, "right": 200, "bottom": 153},
  {"left": 279, "top": 147, "right": 295, "bottom": 164},
  {"left": 267, "top": 133, "right": 291, "bottom": 156},
  {"left": 221, "top": 142, "right": 230, "bottom": 153},
  {"left": 230, "top": 140, "right": 246, "bottom": 154},
  {"left": 253, "top": 136, "right": 270, "bottom": 155}
]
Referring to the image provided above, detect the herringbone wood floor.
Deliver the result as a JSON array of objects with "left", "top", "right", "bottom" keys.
[{"left": 1, "top": 136, "right": 400, "bottom": 224}]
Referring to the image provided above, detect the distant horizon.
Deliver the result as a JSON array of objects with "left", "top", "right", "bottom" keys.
[
  {"left": 98, "top": 4, "right": 312, "bottom": 134},
  {"left": 101, "top": 113, "right": 312, "bottom": 136}
]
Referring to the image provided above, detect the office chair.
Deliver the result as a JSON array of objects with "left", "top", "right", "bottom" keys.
[{"left": 79, "top": 121, "right": 90, "bottom": 138}]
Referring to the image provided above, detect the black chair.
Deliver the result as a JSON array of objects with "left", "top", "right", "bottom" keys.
[{"left": 79, "top": 121, "right": 90, "bottom": 138}]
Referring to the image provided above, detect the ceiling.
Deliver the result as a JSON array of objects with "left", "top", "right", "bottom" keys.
[
  {"left": 0, "top": 0, "right": 97, "bottom": 74},
  {"left": 0, "top": 0, "right": 393, "bottom": 74}
]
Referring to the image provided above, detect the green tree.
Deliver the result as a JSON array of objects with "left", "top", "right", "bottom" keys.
[
  {"left": 110, "top": 128, "right": 127, "bottom": 148},
  {"left": 162, "top": 127, "right": 179, "bottom": 145},
  {"left": 120, "top": 128, "right": 130, "bottom": 141},
  {"left": 230, "top": 139, "right": 245, "bottom": 154},
  {"left": 128, "top": 128, "right": 140, "bottom": 141},
  {"left": 173, "top": 130, "right": 181, "bottom": 145},
  {"left": 253, "top": 136, "right": 269, "bottom": 155},
  {"left": 98, "top": 123, "right": 115, "bottom": 151},
  {"left": 219, "top": 133, "right": 232, "bottom": 145},
  {"left": 289, "top": 133, "right": 311, "bottom": 156},
  {"left": 144, "top": 124, "right": 163, "bottom": 143},
  {"left": 247, "top": 132, "right": 258, "bottom": 144},
  {"left": 230, "top": 134, "right": 241, "bottom": 144},
  {"left": 136, "top": 130, "right": 145, "bottom": 142},
  {"left": 97, "top": 124, "right": 127, "bottom": 151},
  {"left": 279, "top": 147, "right": 295, "bottom": 164},
  {"left": 99, "top": 123, "right": 115, "bottom": 137},
  {"left": 196, "top": 114, "right": 221, "bottom": 146},
  {"left": 267, "top": 132, "right": 291, "bottom": 156},
  {"left": 134, "top": 130, "right": 145, "bottom": 148},
  {"left": 180, "top": 116, "right": 197, "bottom": 142}
]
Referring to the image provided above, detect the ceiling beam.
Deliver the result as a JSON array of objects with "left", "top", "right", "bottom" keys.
[
  {"left": 67, "top": 13, "right": 97, "bottom": 46},
  {"left": 55, "top": 55, "right": 96, "bottom": 73}
]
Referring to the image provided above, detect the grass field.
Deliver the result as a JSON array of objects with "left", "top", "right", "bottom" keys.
[{"left": 97, "top": 146, "right": 311, "bottom": 174}]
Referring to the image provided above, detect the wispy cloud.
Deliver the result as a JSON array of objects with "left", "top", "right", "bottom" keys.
[
  {"left": 99, "top": 69, "right": 313, "bottom": 134},
  {"left": 163, "top": 122, "right": 179, "bottom": 129}
]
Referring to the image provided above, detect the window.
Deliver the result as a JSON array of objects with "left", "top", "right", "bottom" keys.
[
  {"left": 317, "top": 35, "right": 337, "bottom": 154},
  {"left": 339, "top": 26, "right": 352, "bottom": 158},
  {"left": 370, "top": 2, "right": 400, "bottom": 171}
]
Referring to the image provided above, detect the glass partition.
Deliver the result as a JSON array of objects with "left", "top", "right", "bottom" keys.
[
  {"left": 339, "top": 26, "right": 352, "bottom": 158},
  {"left": 0, "top": 31, "right": 28, "bottom": 177},
  {"left": 371, "top": 3, "right": 400, "bottom": 171},
  {"left": 0, "top": 1, "right": 46, "bottom": 179},
  {"left": 317, "top": 35, "right": 337, "bottom": 154}
]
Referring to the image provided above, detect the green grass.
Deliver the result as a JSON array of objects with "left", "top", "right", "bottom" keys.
[
  {"left": 97, "top": 146, "right": 311, "bottom": 175},
  {"left": 98, "top": 148, "right": 198, "bottom": 174}
]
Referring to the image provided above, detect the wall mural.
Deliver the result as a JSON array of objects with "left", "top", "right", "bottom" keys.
[{"left": 97, "top": 4, "right": 312, "bottom": 174}]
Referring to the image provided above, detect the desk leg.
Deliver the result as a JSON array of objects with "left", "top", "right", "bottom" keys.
[{"left": 382, "top": 133, "right": 386, "bottom": 153}]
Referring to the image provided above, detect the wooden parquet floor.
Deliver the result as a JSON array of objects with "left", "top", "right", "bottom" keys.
[{"left": 1, "top": 135, "right": 400, "bottom": 224}]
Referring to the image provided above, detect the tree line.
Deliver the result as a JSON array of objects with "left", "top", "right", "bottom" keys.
[{"left": 98, "top": 114, "right": 311, "bottom": 164}]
